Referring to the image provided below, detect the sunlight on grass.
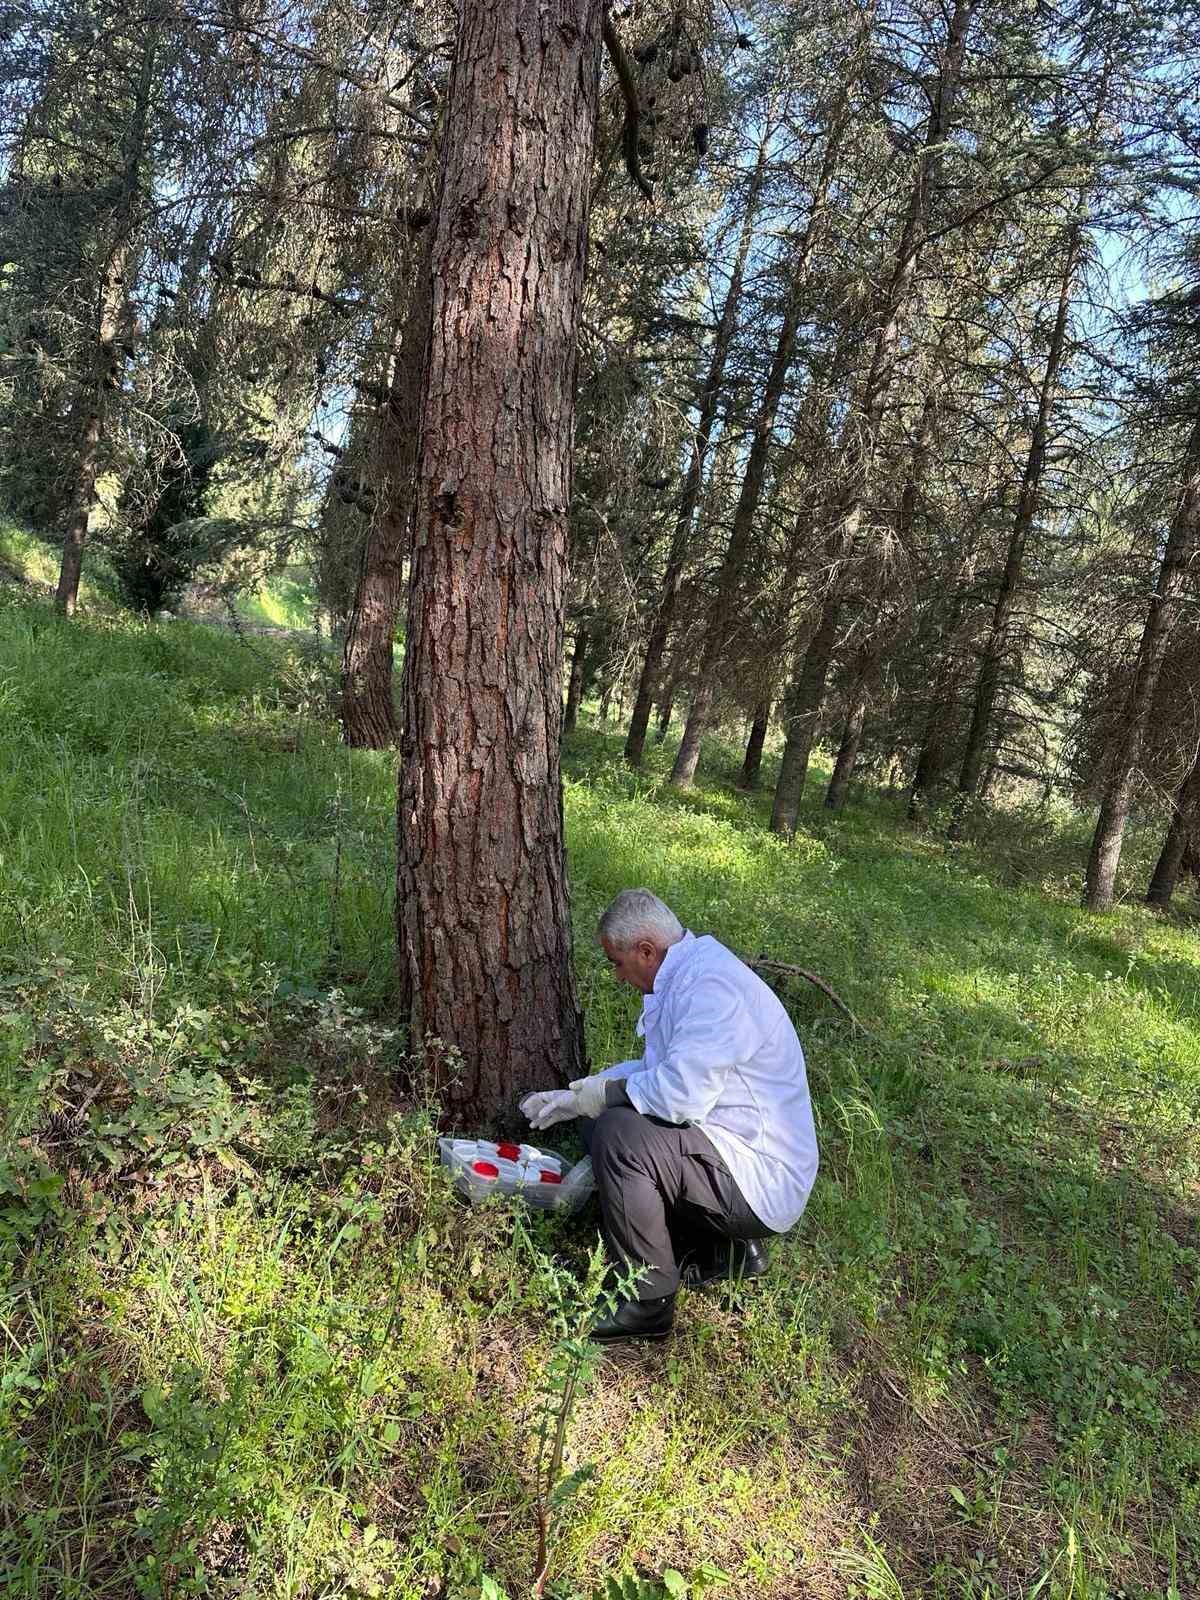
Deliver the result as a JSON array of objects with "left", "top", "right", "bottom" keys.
[
  {"left": 1, "top": 598, "right": 1199, "bottom": 1599},
  {"left": 0, "top": 518, "right": 123, "bottom": 613}
]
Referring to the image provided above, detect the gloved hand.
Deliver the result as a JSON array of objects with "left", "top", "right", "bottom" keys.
[
  {"left": 520, "top": 1088, "right": 580, "bottom": 1131},
  {"left": 568, "top": 1074, "right": 609, "bottom": 1119}
]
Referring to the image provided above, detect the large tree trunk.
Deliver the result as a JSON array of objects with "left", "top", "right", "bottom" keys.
[
  {"left": 341, "top": 246, "right": 433, "bottom": 748},
  {"left": 1146, "top": 756, "right": 1200, "bottom": 908},
  {"left": 1086, "top": 413, "right": 1200, "bottom": 910},
  {"left": 623, "top": 132, "right": 772, "bottom": 767},
  {"left": 770, "top": 0, "right": 976, "bottom": 834},
  {"left": 397, "top": 0, "right": 600, "bottom": 1124}
]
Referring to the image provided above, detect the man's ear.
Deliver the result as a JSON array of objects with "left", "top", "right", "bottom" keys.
[{"left": 638, "top": 938, "right": 658, "bottom": 962}]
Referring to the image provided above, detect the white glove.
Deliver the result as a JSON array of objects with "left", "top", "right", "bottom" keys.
[
  {"left": 520, "top": 1088, "right": 580, "bottom": 1131},
  {"left": 568, "top": 1075, "right": 609, "bottom": 1119}
]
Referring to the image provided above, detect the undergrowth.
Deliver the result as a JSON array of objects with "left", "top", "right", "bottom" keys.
[{"left": 1, "top": 594, "right": 1198, "bottom": 1599}]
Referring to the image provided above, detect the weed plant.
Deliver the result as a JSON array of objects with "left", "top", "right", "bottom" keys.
[{"left": 1, "top": 595, "right": 1199, "bottom": 1598}]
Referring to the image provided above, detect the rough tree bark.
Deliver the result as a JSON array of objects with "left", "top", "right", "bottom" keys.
[
  {"left": 770, "top": 0, "right": 976, "bottom": 834},
  {"left": 623, "top": 130, "right": 772, "bottom": 767},
  {"left": 396, "top": 0, "right": 602, "bottom": 1123},
  {"left": 341, "top": 244, "right": 434, "bottom": 748},
  {"left": 1085, "top": 412, "right": 1200, "bottom": 910}
]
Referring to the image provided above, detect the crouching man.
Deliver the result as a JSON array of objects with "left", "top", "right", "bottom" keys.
[{"left": 521, "top": 889, "right": 819, "bottom": 1344}]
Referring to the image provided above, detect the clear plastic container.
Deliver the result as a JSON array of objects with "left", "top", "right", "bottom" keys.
[{"left": 438, "top": 1137, "right": 594, "bottom": 1214}]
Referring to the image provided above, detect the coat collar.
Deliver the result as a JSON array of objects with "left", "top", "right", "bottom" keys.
[
  {"left": 636, "top": 930, "right": 694, "bottom": 1036},
  {"left": 652, "top": 929, "right": 694, "bottom": 996}
]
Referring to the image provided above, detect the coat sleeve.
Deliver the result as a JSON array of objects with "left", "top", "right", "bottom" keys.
[
  {"left": 622, "top": 973, "right": 755, "bottom": 1125},
  {"left": 592, "top": 1060, "right": 641, "bottom": 1081}
]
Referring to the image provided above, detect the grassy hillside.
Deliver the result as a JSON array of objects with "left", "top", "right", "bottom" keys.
[{"left": 1, "top": 593, "right": 1197, "bottom": 1600}]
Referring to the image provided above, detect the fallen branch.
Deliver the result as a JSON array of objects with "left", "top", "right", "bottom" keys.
[{"left": 742, "top": 954, "right": 868, "bottom": 1034}]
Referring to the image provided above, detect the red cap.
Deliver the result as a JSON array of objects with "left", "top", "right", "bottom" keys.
[
  {"left": 496, "top": 1143, "right": 521, "bottom": 1160},
  {"left": 538, "top": 1170, "right": 563, "bottom": 1184},
  {"left": 471, "top": 1161, "right": 499, "bottom": 1178}
]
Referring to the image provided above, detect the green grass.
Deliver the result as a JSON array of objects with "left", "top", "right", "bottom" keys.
[
  {"left": 0, "top": 519, "right": 123, "bottom": 615},
  {"left": 238, "top": 566, "right": 321, "bottom": 632},
  {"left": 1, "top": 594, "right": 1198, "bottom": 1600},
  {"left": 0, "top": 517, "right": 321, "bottom": 633}
]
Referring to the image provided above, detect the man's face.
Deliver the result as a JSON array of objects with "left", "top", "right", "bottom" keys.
[{"left": 601, "top": 936, "right": 666, "bottom": 994}]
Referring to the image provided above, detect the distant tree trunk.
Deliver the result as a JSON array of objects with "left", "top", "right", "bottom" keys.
[
  {"left": 397, "top": 0, "right": 600, "bottom": 1124},
  {"left": 949, "top": 226, "right": 1079, "bottom": 836},
  {"left": 738, "top": 701, "right": 771, "bottom": 791},
  {"left": 341, "top": 247, "right": 433, "bottom": 748},
  {"left": 823, "top": 367, "right": 941, "bottom": 813},
  {"left": 671, "top": 88, "right": 853, "bottom": 790},
  {"left": 1145, "top": 793, "right": 1196, "bottom": 908},
  {"left": 56, "top": 241, "right": 130, "bottom": 615},
  {"left": 562, "top": 625, "right": 589, "bottom": 734},
  {"left": 1086, "top": 413, "right": 1200, "bottom": 910},
  {"left": 654, "top": 689, "right": 675, "bottom": 743},
  {"left": 55, "top": 317, "right": 118, "bottom": 617},
  {"left": 55, "top": 33, "right": 158, "bottom": 615},
  {"left": 883, "top": 749, "right": 905, "bottom": 798},
  {"left": 908, "top": 706, "right": 950, "bottom": 819},
  {"left": 624, "top": 131, "right": 772, "bottom": 767},
  {"left": 770, "top": 0, "right": 976, "bottom": 834},
  {"left": 1088, "top": 412, "right": 1200, "bottom": 915},
  {"left": 825, "top": 682, "right": 868, "bottom": 809},
  {"left": 908, "top": 553, "right": 979, "bottom": 819},
  {"left": 770, "top": 571, "right": 846, "bottom": 833}
]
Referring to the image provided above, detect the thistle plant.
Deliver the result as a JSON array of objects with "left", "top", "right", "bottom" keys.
[{"left": 515, "top": 1220, "right": 641, "bottom": 1597}]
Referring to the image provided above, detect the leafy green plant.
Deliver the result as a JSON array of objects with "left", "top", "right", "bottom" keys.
[
  {"left": 521, "top": 1226, "right": 626, "bottom": 1597},
  {"left": 0, "top": 1012, "right": 63, "bottom": 1251},
  {"left": 590, "top": 1567, "right": 731, "bottom": 1600}
]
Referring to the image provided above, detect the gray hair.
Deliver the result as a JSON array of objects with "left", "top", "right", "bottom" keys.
[{"left": 597, "top": 889, "right": 684, "bottom": 951}]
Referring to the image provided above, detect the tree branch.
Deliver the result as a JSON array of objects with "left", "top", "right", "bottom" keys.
[{"left": 601, "top": 11, "right": 653, "bottom": 203}]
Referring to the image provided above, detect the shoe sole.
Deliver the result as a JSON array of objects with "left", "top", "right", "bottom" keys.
[
  {"left": 683, "top": 1266, "right": 769, "bottom": 1289},
  {"left": 590, "top": 1328, "right": 673, "bottom": 1343},
  {"left": 592, "top": 1318, "right": 678, "bottom": 1344}
]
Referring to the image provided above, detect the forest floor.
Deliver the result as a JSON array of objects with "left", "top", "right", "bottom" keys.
[{"left": 1, "top": 590, "right": 1198, "bottom": 1600}]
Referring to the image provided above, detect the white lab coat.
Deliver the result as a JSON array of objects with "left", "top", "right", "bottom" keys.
[{"left": 597, "top": 931, "right": 819, "bottom": 1233}]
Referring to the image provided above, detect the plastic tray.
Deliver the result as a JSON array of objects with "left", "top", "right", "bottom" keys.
[{"left": 438, "top": 1137, "right": 595, "bottom": 1214}]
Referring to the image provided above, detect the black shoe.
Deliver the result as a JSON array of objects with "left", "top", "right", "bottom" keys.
[
  {"left": 681, "top": 1238, "right": 770, "bottom": 1289},
  {"left": 589, "top": 1293, "right": 675, "bottom": 1343}
]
